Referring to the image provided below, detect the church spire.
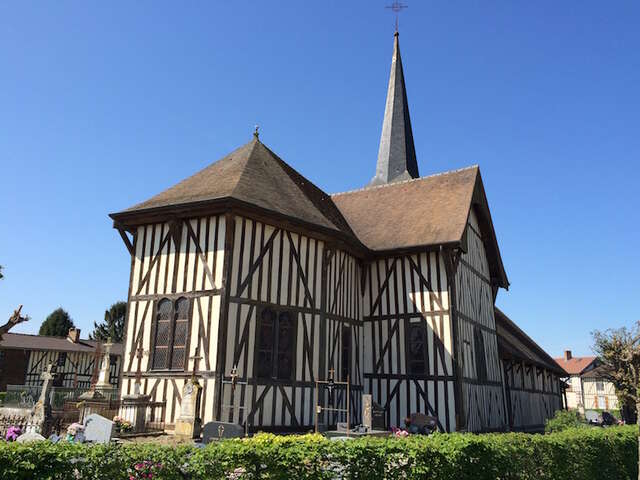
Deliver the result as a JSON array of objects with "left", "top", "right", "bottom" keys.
[{"left": 369, "top": 31, "right": 419, "bottom": 186}]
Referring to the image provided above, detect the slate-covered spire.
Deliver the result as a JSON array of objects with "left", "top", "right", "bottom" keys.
[{"left": 369, "top": 31, "right": 419, "bottom": 186}]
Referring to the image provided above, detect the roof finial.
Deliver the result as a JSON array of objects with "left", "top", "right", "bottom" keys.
[
  {"left": 385, "top": 1, "right": 408, "bottom": 33},
  {"left": 253, "top": 124, "right": 260, "bottom": 140}
]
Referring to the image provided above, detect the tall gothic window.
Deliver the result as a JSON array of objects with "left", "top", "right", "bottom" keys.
[
  {"left": 151, "top": 297, "right": 190, "bottom": 370},
  {"left": 408, "top": 322, "right": 428, "bottom": 374},
  {"left": 473, "top": 326, "right": 488, "bottom": 382},
  {"left": 255, "top": 308, "right": 296, "bottom": 380}
]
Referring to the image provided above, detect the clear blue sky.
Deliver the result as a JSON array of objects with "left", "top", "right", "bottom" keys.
[{"left": 1, "top": 1, "right": 638, "bottom": 357}]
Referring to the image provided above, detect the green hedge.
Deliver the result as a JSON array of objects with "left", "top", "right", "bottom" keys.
[{"left": 0, "top": 427, "right": 636, "bottom": 480}]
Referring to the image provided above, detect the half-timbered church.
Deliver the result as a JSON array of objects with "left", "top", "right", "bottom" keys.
[{"left": 110, "top": 31, "right": 564, "bottom": 433}]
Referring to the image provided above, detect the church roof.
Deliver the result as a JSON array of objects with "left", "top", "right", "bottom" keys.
[
  {"left": 495, "top": 308, "right": 566, "bottom": 375},
  {"left": 370, "top": 32, "right": 419, "bottom": 186},
  {"left": 332, "top": 165, "right": 508, "bottom": 288},
  {"left": 111, "top": 138, "right": 358, "bottom": 242}
]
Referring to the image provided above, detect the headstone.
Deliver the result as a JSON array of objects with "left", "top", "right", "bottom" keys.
[
  {"left": 202, "top": 421, "right": 244, "bottom": 443},
  {"left": 362, "top": 394, "right": 372, "bottom": 431},
  {"left": 174, "top": 378, "right": 202, "bottom": 440},
  {"left": 83, "top": 413, "right": 115, "bottom": 444},
  {"left": 371, "top": 401, "right": 386, "bottom": 430},
  {"left": 16, "top": 431, "right": 45, "bottom": 443}
]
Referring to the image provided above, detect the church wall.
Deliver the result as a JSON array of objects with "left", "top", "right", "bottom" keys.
[
  {"left": 502, "top": 360, "right": 563, "bottom": 431},
  {"left": 217, "top": 216, "right": 363, "bottom": 429},
  {"left": 454, "top": 209, "right": 508, "bottom": 432},
  {"left": 362, "top": 250, "right": 456, "bottom": 432},
  {"left": 120, "top": 216, "right": 226, "bottom": 427}
]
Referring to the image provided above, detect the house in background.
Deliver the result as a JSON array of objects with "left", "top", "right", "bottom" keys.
[
  {"left": 0, "top": 328, "right": 123, "bottom": 391},
  {"left": 554, "top": 350, "right": 618, "bottom": 412}
]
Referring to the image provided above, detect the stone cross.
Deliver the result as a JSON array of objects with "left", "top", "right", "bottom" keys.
[
  {"left": 133, "top": 345, "right": 149, "bottom": 395},
  {"left": 39, "top": 363, "right": 55, "bottom": 403},
  {"left": 96, "top": 340, "right": 113, "bottom": 388}
]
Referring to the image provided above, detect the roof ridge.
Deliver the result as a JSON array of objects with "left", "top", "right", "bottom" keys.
[{"left": 332, "top": 164, "right": 479, "bottom": 197}]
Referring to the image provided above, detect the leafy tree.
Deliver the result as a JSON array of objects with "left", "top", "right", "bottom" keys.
[
  {"left": 592, "top": 322, "right": 640, "bottom": 480},
  {"left": 39, "top": 308, "right": 75, "bottom": 337},
  {"left": 90, "top": 301, "right": 127, "bottom": 343}
]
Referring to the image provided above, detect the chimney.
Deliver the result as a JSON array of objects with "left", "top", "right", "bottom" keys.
[
  {"left": 67, "top": 328, "right": 81, "bottom": 343},
  {"left": 564, "top": 350, "right": 572, "bottom": 360}
]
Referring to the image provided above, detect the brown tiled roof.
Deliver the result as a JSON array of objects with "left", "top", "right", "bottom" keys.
[
  {"left": 0, "top": 332, "right": 123, "bottom": 356},
  {"left": 554, "top": 355, "right": 597, "bottom": 375},
  {"left": 111, "top": 138, "right": 357, "bottom": 242},
  {"left": 495, "top": 308, "right": 566, "bottom": 375},
  {"left": 332, "top": 166, "right": 508, "bottom": 287}
]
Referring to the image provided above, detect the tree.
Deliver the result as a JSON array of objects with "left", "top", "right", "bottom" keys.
[
  {"left": 592, "top": 322, "right": 640, "bottom": 480},
  {"left": 90, "top": 301, "right": 127, "bottom": 343},
  {"left": 39, "top": 308, "right": 75, "bottom": 337}
]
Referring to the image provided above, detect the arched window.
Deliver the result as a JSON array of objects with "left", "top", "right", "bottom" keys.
[
  {"left": 151, "top": 297, "right": 191, "bottom": 370},
  {"left": 255, "top": 308, "right": 296, "bottom": 380}
]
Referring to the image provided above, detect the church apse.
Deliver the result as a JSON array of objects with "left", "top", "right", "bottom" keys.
[{"left": 218, "top": 216, "right": 363, "bottom": 429}]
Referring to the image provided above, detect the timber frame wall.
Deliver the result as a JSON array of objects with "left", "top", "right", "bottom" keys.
[
  {"left": 118, "top": 208, "right": 557, "bottom": 432},
  {"left": 453, "top": 210, "right": 508, "bottom": 431},
  {"left": 502, "top": 359, "right": 562, "bottom": 431}
]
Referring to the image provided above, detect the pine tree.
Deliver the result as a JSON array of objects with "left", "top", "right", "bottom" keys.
[
  {"left": 90, "top": 301, "right": 127, "bottom": 343},
  {"left": 39, "top": 308, "right": 75, "bottom": 337}
]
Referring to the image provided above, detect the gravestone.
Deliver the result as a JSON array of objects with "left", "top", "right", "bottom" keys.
[
  {"left": 16, "top": 431, "right": 45, "bottom": 443},
  {"left": 174, "top": 378, "right": 202, "bottom": 440},
  {"left": 371, "top": 401, "right": 386, "bottom": 430},
  {"left": 83, "top": 413, "right": 115, "bottom": 444},
  {"left": 202, "top": 421, "right": 244, "bottom": 443}
]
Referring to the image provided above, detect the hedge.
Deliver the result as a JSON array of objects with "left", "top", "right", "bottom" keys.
[{"left": 0, "top": 426, "right": 636, "bottom": 480}]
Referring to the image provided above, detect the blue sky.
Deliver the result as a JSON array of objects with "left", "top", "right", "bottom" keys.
[{"left": 1, "top": 1, "right": 638, "bottom": 357}]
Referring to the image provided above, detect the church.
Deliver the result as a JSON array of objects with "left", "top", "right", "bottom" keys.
[{"left": 110, "top": 31, "right": 565, "bottom": 433}]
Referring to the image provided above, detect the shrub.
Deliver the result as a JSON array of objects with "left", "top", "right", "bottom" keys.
[
  {"left": 0, "top": 427, "right": 636, "bottom": 480},
  {"left": 544, "top": 409, "right": 587, "bottom": 433}
]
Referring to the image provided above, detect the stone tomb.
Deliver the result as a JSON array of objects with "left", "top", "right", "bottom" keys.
[
  {"left": 16, "top": 431, "right": 46, "bottom": 443},
  {"left": 83, "top": 413, "right": 115, "bottom": 444},
  {"left": 202, "top": 421, "right": 245, "bottom": 443}
]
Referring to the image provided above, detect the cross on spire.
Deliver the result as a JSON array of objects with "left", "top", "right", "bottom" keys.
[{"left": 386, "top": 1, "right": 408, "bottom": 33}]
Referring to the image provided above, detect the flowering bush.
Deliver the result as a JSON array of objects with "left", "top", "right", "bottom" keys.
[
  {"left": 5, "top": 426, "right": 21, "bottom": 442},
  {"left": 114, "top": 416, "right": 133, "bottom": 432},
  {"left": 128, "top": 460, "right": 163, "bottom": 480}
]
